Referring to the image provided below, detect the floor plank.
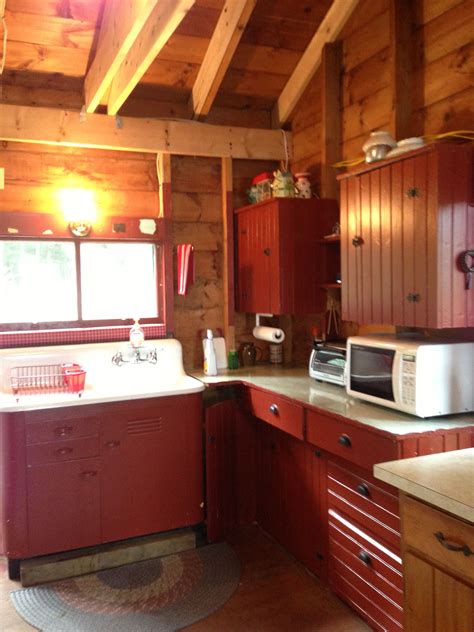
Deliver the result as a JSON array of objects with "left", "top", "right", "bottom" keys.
[{"left": 1, "top": 526, "right": 370, "bottom": 631}]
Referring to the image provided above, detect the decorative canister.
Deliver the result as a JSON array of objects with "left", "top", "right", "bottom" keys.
[
  {"left": 295, "top": 172, "right": 312, "bottom": 198},
  {"left": 271, "top": 170, "right": 296, "bottom": 198},
  {"left": 269, "top": 344, "right": 283, "bottom": 364},
  {"left": 252, "top": 172, "right": 273, "bottom": 202}
]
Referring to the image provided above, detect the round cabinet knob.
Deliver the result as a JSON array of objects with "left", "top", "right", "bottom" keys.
[
  {"left": 357, "top": 482, "right": 371, "bottom": 498},
  {"left": 352, "top": 236, "right": 364, "bottom": 247},
  {"left": 269, "top": 404, "right": 279, "bottom": 415},
  {"left": 358, "top": 551, "right": 371, "bottom": 565},
  {"left": 407, "top": 292, "right": 421, "bottom": 302},
  {"left": 263, "top": 248, "right": 271, "bottom": 256},
  {"left": 338, "top": 434, "right": 352, "bottom": 448}
]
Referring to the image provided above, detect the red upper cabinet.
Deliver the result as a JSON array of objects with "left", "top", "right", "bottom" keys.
[
  {"left": 235, "top": 198, "right": 339, "bottom": 315},
  {"left": 340, "top": 143, "right": 473, "bottom": 328}
]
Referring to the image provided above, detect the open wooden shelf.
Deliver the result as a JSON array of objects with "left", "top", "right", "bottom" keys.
[{"left": 321, "top": 283, "right": 342, "bottom": 289}]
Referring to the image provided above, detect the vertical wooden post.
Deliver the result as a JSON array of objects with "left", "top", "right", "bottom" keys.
[
  {"left": 321, "top": 41, "right": 342, "bottom": 200},
  {"left": 156, "top": 152, "right": 174, "bottom": 335},
  {"left": 389, "top": 0, "right": 413, "bottom": 141},
  {"left": 221, "top": 157, "right": 235, "bottom": 352}
]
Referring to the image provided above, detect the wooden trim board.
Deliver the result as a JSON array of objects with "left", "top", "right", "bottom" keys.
[{"left": 0, "top": 104, "right": 290, "bottom": 160}]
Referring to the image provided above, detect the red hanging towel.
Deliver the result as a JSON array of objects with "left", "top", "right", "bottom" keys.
[{"left": 177, "top": 244, "right": 194, "bottom": 295}]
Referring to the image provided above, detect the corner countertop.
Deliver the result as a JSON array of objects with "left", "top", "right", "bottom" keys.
[
  {"left": 374, "top": 448, "right": 474, "bottom": 522},
  {"left": 190, "top": 366, "right": 474, "bottom": 438}
]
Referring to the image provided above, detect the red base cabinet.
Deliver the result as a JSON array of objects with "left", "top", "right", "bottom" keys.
[{"left": 0, "top": 393, "right": 204, "bottom": 561}]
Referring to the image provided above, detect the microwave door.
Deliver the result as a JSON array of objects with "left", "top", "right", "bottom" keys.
[{"left": 349, "top": 345, "right": 396, "bottom": 402}]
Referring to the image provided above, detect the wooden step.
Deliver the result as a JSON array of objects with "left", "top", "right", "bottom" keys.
[{"left": 20, "top": 528, "right": 196, "bottom": 587}]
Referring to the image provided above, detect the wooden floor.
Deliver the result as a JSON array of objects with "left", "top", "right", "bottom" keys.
[{"left": 1, "top": 526, "right": 370, "bottom": 631}]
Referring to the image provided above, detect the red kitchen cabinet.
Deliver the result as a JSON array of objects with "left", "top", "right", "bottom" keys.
[
  {"left": 235, "top": 197, "right": 339, "bottom": 314},
  {"left": 257, "top": 421, "right": 326, "bottom": 578},
  {"left": 205, "top": 396, "right": 257, "bottom": 542},
  {"left": 27, "top": 458, "right": 101, "bottom": 555},
  {"left": 339, "top": 143, "right": 473, "bottom": 327},
  {"left": 0, "top": 393, "right": 204, "bottom": 565},
  {"left": 101, "top": 394, "right": 203, "bottom": 543}
]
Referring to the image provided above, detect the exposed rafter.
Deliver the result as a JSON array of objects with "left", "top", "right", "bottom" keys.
[
  {"left": 84, "top": 0, "right": 159, "bottom": 114},
  {"left": 272, "top": 0, "right": 359, "bottom": 128},
  {"left": 0, "top": 104, "right": 291, "bottom": 161},
  {"left": 189, "top": 0, "right": 256, "bottom": 121},
  {"left": 107, "top": 0, "right": 195, "bottom": 116}
]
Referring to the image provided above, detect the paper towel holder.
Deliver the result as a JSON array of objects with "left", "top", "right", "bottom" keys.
[{"left": 255, "top": 313, "right": 274, "bottom": 327}]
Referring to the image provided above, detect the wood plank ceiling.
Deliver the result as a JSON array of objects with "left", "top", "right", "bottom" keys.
[{"left": 0, "top": 0, "right": 337, "bottom": 128}]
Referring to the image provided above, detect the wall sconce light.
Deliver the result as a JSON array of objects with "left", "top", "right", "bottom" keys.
[{"left": 58, "top": 188, "right": 97, "bottom": 238}]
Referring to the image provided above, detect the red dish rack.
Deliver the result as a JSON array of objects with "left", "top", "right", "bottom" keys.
[{"left": 10, "top": 364, "right": 87, "bottom": 399}]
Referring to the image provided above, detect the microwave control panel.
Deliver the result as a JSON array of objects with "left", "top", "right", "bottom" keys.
[{"left": 401, "top": 354, "right": 416, "bottom": 407}]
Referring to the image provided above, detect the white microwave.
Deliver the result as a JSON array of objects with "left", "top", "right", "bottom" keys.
[{"left": 346, "top": 335, "right": 474, "bottom": 418}]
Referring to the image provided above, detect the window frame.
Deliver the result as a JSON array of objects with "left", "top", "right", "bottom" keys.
[{"left": 0, "top": 213, "right": 167, "bottom": 333}]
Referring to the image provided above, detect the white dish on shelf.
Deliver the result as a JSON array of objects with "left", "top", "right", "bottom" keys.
[{"left": 386, "top": 137, "right": 425, "bottom": 158}]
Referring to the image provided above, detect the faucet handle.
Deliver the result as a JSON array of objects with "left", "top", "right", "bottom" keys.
[
  {"left": 148, "top": 348, "right": 158, "bottom": 364},
  {"left": 112, "top": 351, "right": 123, "bottom": 366}
]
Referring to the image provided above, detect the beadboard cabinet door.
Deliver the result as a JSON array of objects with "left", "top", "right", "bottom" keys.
[
  {"left": 340, "top": 143, "right": 473, "bottom": 328},
  {"left": 235, "top": 198, "right": 339, "bottom": 315}
]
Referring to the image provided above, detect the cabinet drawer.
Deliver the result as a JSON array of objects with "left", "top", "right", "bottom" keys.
[
  {"left": 327, "top": 460, "right": 400, "bottom": 548},
  {"left": 402, "top": 494, "right": 474, "bottom": 584},
  {"left": 306, "top": 410, "right": 398, "bottom": 469},
  {"left": 26, "top": 417, "right": 99, "bottom": 445},
  {"left": 244, "top": 388, "right": 304, "bottom": 440},
  {"left": 27, "top": 437, "right": 99, "bottom": 466}
]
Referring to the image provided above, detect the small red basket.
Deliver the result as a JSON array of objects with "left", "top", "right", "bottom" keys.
[{"left": 63, "top": 367, "right": 87, "bottom": 395}]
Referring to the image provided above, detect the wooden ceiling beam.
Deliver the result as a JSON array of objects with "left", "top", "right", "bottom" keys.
[
  {"left": 272, "top": 0, "right": 359, "bottom": 128},
  {"left": 107, "top": 0, "right": 195, "bottom": 116},
  {"left": 189, "top": 0, "right": 256, "bottom": 121},
  {"left": 388, "top": 0, "right": 414, "bottom": 140},
  {"left": 0, "top": 103, "right": 291, "bottom": 161},
  {"left": 84, "top": 0, "right": 159, "bottom": 114}
]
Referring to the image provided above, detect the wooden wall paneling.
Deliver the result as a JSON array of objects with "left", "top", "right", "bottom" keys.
[
  {"left": 0, "top": 104, "right": 289, "bottom": 161},
  {"left": 189, "top": 0, "right": 257, "bottom": 120},
  {"left": 388, "top": 0, "right": 414, "bottom": 141},
  {"left": 343, "top": 10, "right": 389, "bottom": 73},
  {"left": 221, "top": 157, "right": 235, "bottom": 351},
  {"left": 320, "top": 41, "right": 342, "bottom": 200},
  {"left": 272, "top": 0, "right": 359, "bottom": 128},
  {"left": 342, "top": 47, "right": 389, "bottom": 109}
]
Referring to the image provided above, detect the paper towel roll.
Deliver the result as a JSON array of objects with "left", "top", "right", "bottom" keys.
[{"left": 253, "top": 326, "right": 285, "bottom": 343}]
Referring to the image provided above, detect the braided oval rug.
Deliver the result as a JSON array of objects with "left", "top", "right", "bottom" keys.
[{"left": 11, "top": 543, "right": 240, "bottom": 632}]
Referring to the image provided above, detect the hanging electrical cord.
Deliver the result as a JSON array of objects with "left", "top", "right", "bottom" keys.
[
  {"left": 0, "top": 15, "right": 7, "bottom": 76},
  {"left": 280, "top": 129, "right": 289, "bottom": 171}
]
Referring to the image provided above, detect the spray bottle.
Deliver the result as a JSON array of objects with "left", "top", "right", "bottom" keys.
[{"left": 203, "top": 329, "right": 217, "bottom": 376}]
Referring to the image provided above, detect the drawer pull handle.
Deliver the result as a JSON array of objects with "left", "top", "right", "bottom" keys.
[
  {"left": 356, "top": 483, "right": 371, "bottom": 498},
  {"left": 80, "top": 470, "right": 98, "bottom": 479},
  {"left": 55, "top": 426, "right": 73, "bottom": 437},
  {"left": 358, "top": 551, "right": 371, "bottom": 565},
  {"left": 269, "top": 404, "right": 279, "bottom": 415},
  {"left": 105, "top": 440, "right": 121, "bottom": 448},
  {"left": 56, "top": 447, "right": 73, "bottom": 456},
  {"left": 434, "top": 532, "right": 473, "bottom": 556},
  {"left": 338, "top": 434, "right": 351, "bottom": 447}
]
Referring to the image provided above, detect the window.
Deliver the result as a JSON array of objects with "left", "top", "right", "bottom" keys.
[{"left": 0, "top": 239, "right": 163, "bottom": 329}]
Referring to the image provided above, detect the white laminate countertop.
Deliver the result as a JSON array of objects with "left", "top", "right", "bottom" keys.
[
  {"left": 191, "top": 366, "right": 474, "bottom": 437},
  {"left": 374, "top": 448, "right": 474, "bottom": 522}
]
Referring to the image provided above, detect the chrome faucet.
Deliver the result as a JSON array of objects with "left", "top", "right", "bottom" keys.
[{"left": 111, "top": 347, "right": 158, "bottom": 366}]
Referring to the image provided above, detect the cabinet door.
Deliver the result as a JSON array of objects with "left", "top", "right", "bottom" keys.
[
  {"left": 27, "top": 457, "right": 101, "bottom": 556},
  {"left": 101, "top": 395, "right": 203, "bottom": 543},
  {"left": 404, "top": 551, "right": 474, "bottom": 632},
  {"left": 341, "top": 174, "right": 363, "bottom": 322},
  {"left": 205, "top": 399, "right": 257, "bottom": 542},
  {"left": 257, "top": 423, "right": 326, "bottom": 578},
  {"left": 235, "top": 204, "right": 279, "bottom": 313}
]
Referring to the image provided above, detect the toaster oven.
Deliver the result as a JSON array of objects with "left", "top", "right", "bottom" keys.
[{"left": 309, "top": 341, "right": 346, "bottom": 386}]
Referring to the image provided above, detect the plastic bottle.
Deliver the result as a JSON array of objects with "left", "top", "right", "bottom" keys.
[
  {"left": 203, "top": 329, "right": 217, "bottom": 376},
  {"left": 129, "top": 318, "right": 145, "bottom": 348}
]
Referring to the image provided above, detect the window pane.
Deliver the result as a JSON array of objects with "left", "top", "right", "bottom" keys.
[
  {"left": 0, "top": 240, "right": 78, "bottom": 323},
  {"left": 80, "top": 242, "right": 158, "bottom": 320}
]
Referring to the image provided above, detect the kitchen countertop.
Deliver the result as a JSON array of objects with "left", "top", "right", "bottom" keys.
[
  {"left": 374, "top": 448, "right": 474, "bottom": 522},
  {"left": 191, "top": 366, "right": 474, "bottom": 437}
]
